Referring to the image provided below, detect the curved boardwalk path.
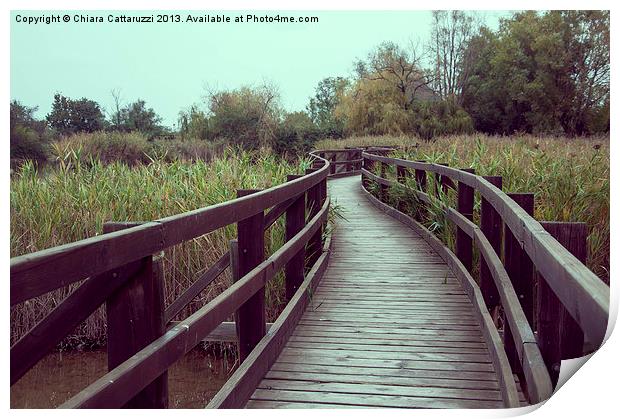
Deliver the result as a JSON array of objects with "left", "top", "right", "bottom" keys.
[{"left": 246, "top": 176, "right": 507, "bottom": 408}]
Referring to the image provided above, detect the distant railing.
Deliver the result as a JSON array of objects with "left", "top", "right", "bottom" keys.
[
  {"left": 9, "top": 150, "right": 341, "bottom": 408},
  {"left": 361, "top": 151, "right": 609, "bottom": 407}
]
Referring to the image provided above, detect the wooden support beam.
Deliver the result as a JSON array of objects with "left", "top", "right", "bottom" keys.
[
  {"left": 104, "top": 222, "right": 168, "bottom": 408},
  {"left": 480, "top": 176, "right": 502, "bottom": 312},
  {"left": 503, "top": 193, "right": 535, "bottom": 381},
  {"left": 236, "top": 189, "right": 266, "bottom": 362},
  {"left": 285, "top": 175, "right": 306, "bottom": 301},
  {"left": 414, "top": 162, "right": 427, "bottom": 222},
  {"left": 305, "top": 169, "right": 322, "bottom": 271},
  {"left": 456, "top": 168, "right": 475, "bottom": 272},
  {"left": 396, "top": 165, "right": 410, "bottom": 213},
  {"left": 380, "top": 162, "right": 389, "bottom": 202},
  {"left": 537, "top": 221, "right": 587, "bottom": 388}
]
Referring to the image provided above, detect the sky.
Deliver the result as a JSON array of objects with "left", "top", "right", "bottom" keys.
[{"left": 11, "top": 10, "right": 511, "bottom": 129}]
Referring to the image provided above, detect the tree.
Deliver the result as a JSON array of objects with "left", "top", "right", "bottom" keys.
[
  {"left": 428, "top": 11, "right": 478, "bottom": 103},
  {"left": 354, "top": 41, "right": 431, "bottom": 110},
  {"left": 274, "top": 111, "right": 320, "bottom": 156},
  {"left": 10, "top": 100, "right": 51, "bottom": 161},
  {"left": 306, "top": 77, "right": 349, "bottom": 137},
  {"left": 109, "top": 88, "right": 124, "bottom": 130},
  {"left": 178, "top": 105, "right": 210, "bottom": 140},
  {"left": 461, "top": 11, "right": 609, "bottom": 135},
  {"left": 46, "top": 93, "right": 105, "bottom": 136},
  {"left": 205, "top": 83, "right": 281, "bottom": 148},
  {"left": 119, "top": 99, "right": 164, "bottom": 138}
]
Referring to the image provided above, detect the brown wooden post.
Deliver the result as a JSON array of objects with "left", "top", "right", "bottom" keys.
[
  {"left": 285, "top": 175, "right": 306, "bottom": 300},
  {"left": 503, "top": 193, "right": 535, "bottom": 375},
  {"left": 236, "top": 189, "right": 266, "bottom": 362},
  {"left": 230, "top": 239, "right": 240, "bottom": 339},
  {"left": 345, "top": 150, "right": 352, "bottom": 173},
  {"left": 456, "top": 168, "right": 475, "bottom": 272},
  {"left": 414, "top": 162, "right": 427, "bottom": 222},
  {"left": 537, "top": 221, "right": 587, "bottom": 387},
  {"left": 305, "top": 169, "right": 322, "bottom": 270},
  {"left": 380, "top": 162, "right": 388, "bottom": 202},
  {"left": 480, "top": 176, "right": 502, "bottom": 312},
  {"left": 330, "top": 153, "right": 336, "bottom": 175},
  {"left": 366, "top": 157, "right": 376, "bottom": 193},
  {"left": 104, "top": 222, "right": 168, "bottom": 408}
]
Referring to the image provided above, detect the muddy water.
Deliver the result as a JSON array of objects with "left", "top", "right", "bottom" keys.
[{"left": 11, "top": 348, "right": 234, "bottom": 408}]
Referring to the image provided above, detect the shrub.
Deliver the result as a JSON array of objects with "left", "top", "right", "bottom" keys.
[{"left": 273, "top": 112, "right": 321, "bottom": 157}]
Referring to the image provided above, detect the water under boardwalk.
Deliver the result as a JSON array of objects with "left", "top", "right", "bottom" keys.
[{"left": 246, "top": 176, "right": 508, "bottom": 408}]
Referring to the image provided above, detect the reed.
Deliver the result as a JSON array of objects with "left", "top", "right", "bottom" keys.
[{"left": 10, "top": 146, "right": 310, "bottom": 347}]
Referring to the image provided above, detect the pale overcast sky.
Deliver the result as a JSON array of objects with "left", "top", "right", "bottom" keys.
[{"left": 11, "top": 10, "right": 511, "bottom": 128}]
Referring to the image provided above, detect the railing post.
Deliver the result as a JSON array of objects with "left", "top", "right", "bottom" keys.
[
  {"left": 414, "top": 162, "right": 427, "bottom": 222},
  {"left": 104, "top": 222, "right": 168, "bottom": 408},
  {"left": 330, "top": 152, "right": 336, "bottom": 175},
  {"left": 230, "top": 239, "right": 240, "bottom": 338},
  {"left": 345, "top": 150, "right": 352, "bottom": 173},
  {"left": 305, "top": 169, "right": 322, "bottom": 270},
  {"left": 380, "top": 162, "right": 388, "bottom": 202},
  {"left": 480, "top": 176, "right": 503, "bottom": 314},
  {"left": 456, "top": 168, "right": 475, "bottom": 272},
  {"left": 537, "top": 221, "right": 587, "bottom": 387},
  {"left": 366, "top": 157, "right": 376, "bottom": 192},
  {"left": 503, "top": 193, "right": 535, "bottom": 376},
  {"left": 362, "top": 156, "right": 369, "bottom": 188},
  {"left": 285, "top": 175, "right": 306, "bottom": 300},
  {"left": 236, "top": 189, "right": 266, "bottom": 362}
]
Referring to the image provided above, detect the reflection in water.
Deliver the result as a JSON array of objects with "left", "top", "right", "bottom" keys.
[{"left": 11, "top": 347, "right": 235, "bottom": 408}]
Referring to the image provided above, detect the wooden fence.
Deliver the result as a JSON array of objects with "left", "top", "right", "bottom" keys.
[
  {"left": 361, "top": 151, "right": 609, "bottom": 406},
  {"left": 9, "top": 150, "right": 353, "bottom": 408}
]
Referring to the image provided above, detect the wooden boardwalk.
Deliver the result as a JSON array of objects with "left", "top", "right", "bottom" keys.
[
  {"left": 12, "top": 148, "right": 607, "bottom": 409},
  {"left": 246, "top": 176, "right": 505, "bottom": 408}
]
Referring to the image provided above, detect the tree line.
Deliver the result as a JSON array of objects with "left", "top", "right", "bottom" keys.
[{"left": 11, "top": 10, "right": 609, "bottom": 163}]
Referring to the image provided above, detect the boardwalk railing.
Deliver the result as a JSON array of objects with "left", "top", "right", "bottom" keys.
[
  {"left": 315, "top": 146, "right": 396, "bottom": 177},
  {"left": 361, "top": 151, "right": 610, "bottom": 406},
  {"left": 9, "top": 150, "right": 362, "bottom": 408}
]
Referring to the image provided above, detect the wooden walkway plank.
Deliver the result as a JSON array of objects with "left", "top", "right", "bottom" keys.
[{"left": 246, "top": 176, "right": 509, "bottom": 409}]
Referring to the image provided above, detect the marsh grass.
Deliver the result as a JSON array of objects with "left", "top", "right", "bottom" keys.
[
  {"left": 345, "top": 134, "right": 609, "bottom": 282},
  {"left": 10, "top": 147, "right": 310, "bottom": 347}
]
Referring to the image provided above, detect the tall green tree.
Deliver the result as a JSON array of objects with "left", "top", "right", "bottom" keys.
[
  {"left": 462, "top": 11, "right": 609, "bottom": 135},
  {"left": 46, "top": 94, "right": 105, "bottom": 136},
  {"left": 119, "top": 99, "right": 164, "bottom": 138},
  {"left": 307, "top": 77, "right": 349, "bottom": 137}
]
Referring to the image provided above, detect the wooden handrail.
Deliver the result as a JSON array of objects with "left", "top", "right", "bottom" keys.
[
  {"left": 362, "top": 152, "right": 609, "bottom": 348},
  {"left": 60, "top": 196, "right": 330, "bottom": 408}
]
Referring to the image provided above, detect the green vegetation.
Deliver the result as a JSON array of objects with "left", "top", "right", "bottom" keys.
[
  {"left": 322, "top": 134, "right": 609, "bottom": 282},
  {"left": 10, "top": 11, "right": 609, "bottom": 164},
  {"left": 10, "top": 148, "right": 311, "bottom": 346}
]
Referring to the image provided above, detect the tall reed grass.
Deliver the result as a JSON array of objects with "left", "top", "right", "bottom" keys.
[
  {"left": 10, "top": 147, "right": 310, "bottom": 347},
  {"left": 328, "top": 134, "right": 609, "bottom": 283}
]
